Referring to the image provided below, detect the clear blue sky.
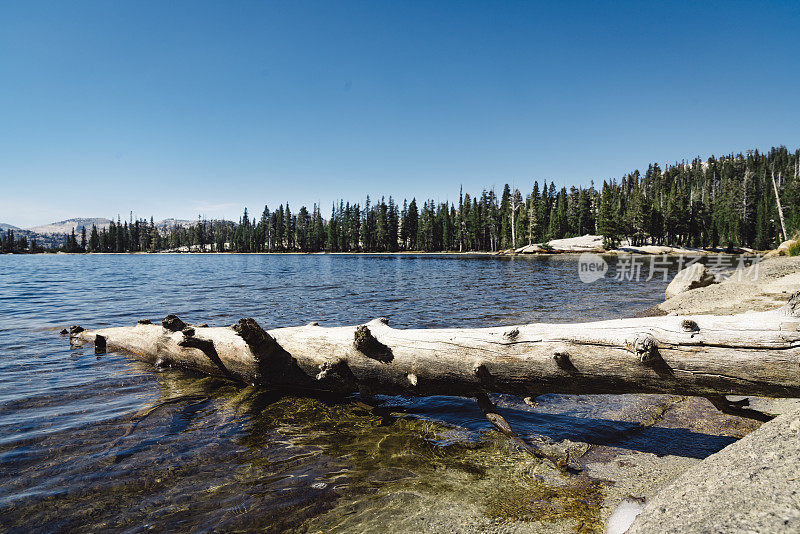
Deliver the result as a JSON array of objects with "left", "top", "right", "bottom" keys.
[{"left": 2, "top": 1, "right": 799, "bottom": 227}]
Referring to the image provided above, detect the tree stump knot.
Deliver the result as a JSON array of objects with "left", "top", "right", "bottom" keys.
[
  {"left": 353, "top": 325, "right": 393, "bottom": 362},
  {"left": 233, "top": 318, "right": 279, "bottom": 364},
  {"left": 634, "top": 333, "right": 659, "bottom": 364},
  {"left": 681, "top": 319, "right": 699, "bottom": 332},
  {"left": 783, "top": 291, "right": 800, "bottom": 318},
  {"left": 162, "top": 315, "right": 187, "bottom": 332}
]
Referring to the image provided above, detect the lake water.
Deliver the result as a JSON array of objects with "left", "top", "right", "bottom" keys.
[{"left": 0, "top": 254, "right": 742, "bottom": 532}]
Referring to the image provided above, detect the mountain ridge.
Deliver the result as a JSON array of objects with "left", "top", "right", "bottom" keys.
[
  {"left": 3, "top": 217, "right": 218, "bottom": 236},
  {"left": 27, "top": 218, "right": 113, "bottom": 235}
]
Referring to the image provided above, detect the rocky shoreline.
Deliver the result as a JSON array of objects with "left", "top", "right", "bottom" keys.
[
  {"left": 38, "top": 249, "right": 798, "bottom": 533},
  {"left": 628, "top": 399, "right": 800, "bottom": 533},
  {"left": 657, "top": 255, "right": 800, "bottom": 316},
  {"left": 522, "top": 254, "right": 800, "bottom": 534},
  {"left": 507, "top": 234, "right": 760, "bottom": 256},
  {"left": 396, "top": 254, "right": 799, "bottom": 534},
  {"left": 621, "top": 254, "right": 800, "bottom": 532}
]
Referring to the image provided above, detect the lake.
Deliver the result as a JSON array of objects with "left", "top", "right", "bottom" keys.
[{"left": 0, "top": 254, "right": 743, "bottom": 532}]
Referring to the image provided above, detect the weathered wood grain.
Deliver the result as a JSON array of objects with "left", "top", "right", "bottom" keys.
[{"left": 70, "top": 293, "right": 800, "bottom": 401}]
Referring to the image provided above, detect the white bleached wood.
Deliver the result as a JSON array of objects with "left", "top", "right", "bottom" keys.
[{"left": 71, "top": 293, "right": 800, "bottom": 400}]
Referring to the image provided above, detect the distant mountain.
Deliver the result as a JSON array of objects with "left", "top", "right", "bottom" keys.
[
  {"left": 1, "top": 216, "right": 232, "bottom": 250},
  {"left": 155, "top": 218, "right": 195, "bottom": 230},
  {"left": 5, "top": 217, "right": 219, "bottom": 240},
  {"left": 27, "top": 218, "right": 112, "bottom": 235}
]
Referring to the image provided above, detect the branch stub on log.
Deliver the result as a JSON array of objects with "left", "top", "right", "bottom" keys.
[
  {"left": 473, "top": 362, "right": 493, "bottom": 386},
  {"left": 162, "top": 315, "right": 187, "bottom": 332},
  {"left": 782, "top": 291, "right": 800, "bottom": 318},
  {"left": 353, "top": 325, "right": 393, "bottom": 362},
  {"left": 553, "top": 351, "right": 577, "bottom": 373},
  {"left": 681, "top": 319, "right": 699, "bottom": 332},
  {"left": 94, "top": 334, "right": 106, "bottom": 354},
  {"left": 633, "top": 333, "right": 659, "bottom": 364},
  {"left": 233, "top": 318, "right": 278, "bottom": 362}
]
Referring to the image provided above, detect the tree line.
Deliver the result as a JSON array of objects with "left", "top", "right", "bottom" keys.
[
  {"left": 3, "top": 145, "right": 798, "bottom": 254},
  {"left": 0, "top": 230, "right": 43, "bottom": 254}
]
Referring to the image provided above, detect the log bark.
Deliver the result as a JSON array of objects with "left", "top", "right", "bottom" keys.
[{"left": 70, "top": 292, "right": 800, "bottom": 400}]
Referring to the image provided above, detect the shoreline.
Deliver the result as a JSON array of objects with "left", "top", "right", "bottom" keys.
[
  {"left": 6, "top": 247, "right": 796, "bottom": 532},
  {"left": 623, "top": 254, "right": 800, "bottom": 532},
  {"left": 656, "top": 254, "right": 800, "bottom": 315},
  {"left": 544, "top": 253, "right": 800, "bottom": 533},
  {"left": 1, "top": 249, "right": 769, "bottom": 257}
]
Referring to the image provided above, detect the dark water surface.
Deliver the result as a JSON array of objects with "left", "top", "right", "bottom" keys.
[{"left": 0, "top": 254, "right": 730, "bottom": 532}]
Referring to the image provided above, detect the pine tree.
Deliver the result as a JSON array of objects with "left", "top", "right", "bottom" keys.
[
  {"left": 528, "top": 181, "right": 541, "bottom": 243},
  {"left": 376, "top": 197, "right": 388, "bottom": 251},
  {"left": 89, "top": 225, "right": 99, "bottom": 252},
  {"left": 500, "top": 184, "right": 512, "bottom": 249},
  {"left": 597, "top": 182, "right": 619, "bottom": 248},
  {"left": 406, "top": 198, "right": 419, "bottom": 250},
  {"left": 387, "top": 197, "right": 399, "bottom": 251}
]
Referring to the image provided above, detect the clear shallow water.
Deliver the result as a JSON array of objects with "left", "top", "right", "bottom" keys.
[{"left": 0, "top": 254, "right": 738, "bottom": 532}]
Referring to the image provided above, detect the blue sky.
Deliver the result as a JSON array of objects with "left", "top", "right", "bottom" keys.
[{"left": 1, "top": 1, "right": 799, "bottom": 227}]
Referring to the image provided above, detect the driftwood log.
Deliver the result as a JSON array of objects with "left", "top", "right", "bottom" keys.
[{"left": 70, "top": 293, "right": 800, "bottom": 425}]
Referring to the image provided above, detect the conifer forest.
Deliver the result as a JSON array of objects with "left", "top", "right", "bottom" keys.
[{"left": 4, "top": 146, "right": 799, "bottom": 253}]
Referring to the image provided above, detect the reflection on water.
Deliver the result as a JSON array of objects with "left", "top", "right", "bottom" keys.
[{"left": 0, "top": 254, "right": 743, "bottom": 532}]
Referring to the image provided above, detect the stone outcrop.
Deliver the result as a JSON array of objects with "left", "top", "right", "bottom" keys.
[
  {"left": 777, "top": 239, "right": 798, "bottom": 256},
  {"left": 628, "top": 403, "right": 800, "bottom": 533},
  {"left": 657, "top": 256, "right": 800, "bottom": 316},
  {"left": 664, "top": 263, "right": 716, "bottom": 300}
]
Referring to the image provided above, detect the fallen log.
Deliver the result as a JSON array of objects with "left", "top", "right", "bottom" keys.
[{"left": 70, "top": 293, "right": 800, "bottom": 410}]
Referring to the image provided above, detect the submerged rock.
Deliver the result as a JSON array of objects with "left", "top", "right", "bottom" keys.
[{"left": 664, "top": 264, "right": 716, "bottom": 300}]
